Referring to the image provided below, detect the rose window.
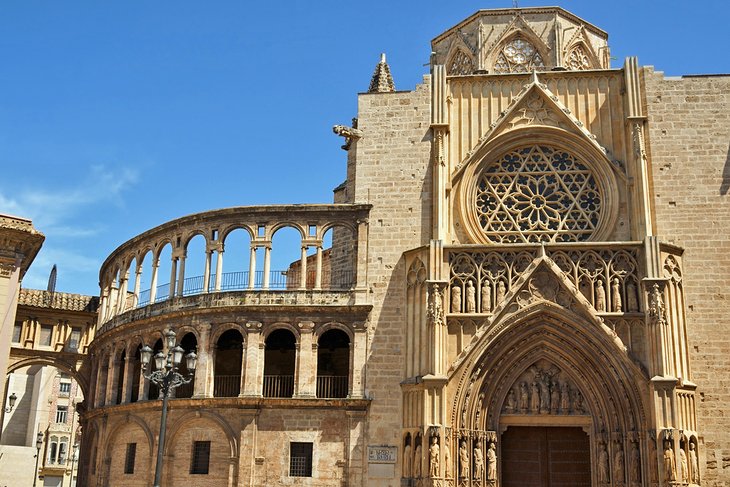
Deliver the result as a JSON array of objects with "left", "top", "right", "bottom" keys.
[
  {"left": 475, "top": 145, "right": 602, "bottom": 243},
  {"left": 493, "top": 38, "right": 545, "bottom": 74}
]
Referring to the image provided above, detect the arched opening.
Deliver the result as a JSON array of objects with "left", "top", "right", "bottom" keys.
[
  {"left": 122, "top": 257, "right": 137, "bottom": 312},
  {"left": 155, "top": 243, "right": 173, "bottom": 303},
  {"left": 114, "top": 349, "right": 126, "bottom": 404},
  {"left": 221, "top": 228, "right": 253, "bottom": 290},
  {"left": 147, "top": 339, "right": 163, "bottom": 400},
  {"left": 263, "top": 329, "right": 296, "bottom": 397},
  {"left": 214, "top": 330, "right": 243, "bottom": 397},
  {"left": 316, "top": 329, "right": 350, "bottom": 398},
  {"left": 175, "top": 333, "right": 197, "bottom": 398},
  {"left": 136, "top": 250, "right": 153, "bottom": 307},
  {"left": 130, "top": 345, "right": 142, "bottom": 403},
  {"left": 182, "top": 234, "right": 207, "bottom": 296},
  {"left": 323, "top": 225, "right": 356, "bottom": 290},
  {"left": 271, "top": 226, "right": 303, "bottom": 289}
]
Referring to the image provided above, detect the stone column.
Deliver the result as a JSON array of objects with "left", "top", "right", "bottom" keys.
[
  {"left": 104, "top": 352, "right": 116, "bottom": 405},
  {"left": 314, "top": 245, "right": 323, "bottom": 290},
  {"left": 248, "top": 246, "right": 257, "bottom": 289},
  {"left": 133, "top": 267, "right": 142, "bottom": 307},
  {"left": 214, "top": 245, "right": 224, "bottom": 291},
  {"left": 203, "top": 250, "right": 212, "bottom": 293},
  {"left": 299, "top": 246, "right": 308, "bottom": 289},
  {"left": 176, "top": 252, "right": 187, "bottom": 296},
  {"left": 295, "top": 322, "right": 316, "bottom": 397},
  {"left": 122, "top": 346, "right": 135, "bottom": 403},
  {"left": 117, "top": 272, "right": 129, "bottom": 313},
  {"left": 241, "top": 322, "right": 263, "bottom": 396},
  {"left": 168, "top": 256, "right": 178, "bottom": 299},
  {"left": 149, "top": 262, "right": 159, "bottom": 303},
  {"left": 193, "top": 323, "right": 212, "bottom": 398},
  {"left": 350, "top": 324, "right": 368, "bottom": 398},
  {"left": 262, "top": 245, "right": 271, "bottom": 289}
]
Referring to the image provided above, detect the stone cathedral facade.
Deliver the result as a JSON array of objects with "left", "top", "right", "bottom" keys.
[{"left": 64, "top": 7, "right": 730, "bottom": 487}]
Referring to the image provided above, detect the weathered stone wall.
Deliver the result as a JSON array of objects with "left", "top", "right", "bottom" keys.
[
  {"left": 351, "top": 79, "right": 433, "bottom": 485},
  {"left": 644, "top": 68, "right": 730, "bottom": 486}
]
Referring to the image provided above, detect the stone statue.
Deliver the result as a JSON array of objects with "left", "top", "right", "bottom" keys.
[
  {"left": 452, "top": 285, "right": 462, "bottom": 313},
  {"left": 629, "top": 442, "right": 640, "bottom": 483},
  {"left": 689, "top": 442, "right": 699, "bottom": 484},
  {"left": 598, "top": 442, "right": 610, "bottom": 483},
  {"left": 679, "top": 446, "right": 688, "bottom": 483},
  {"left": 612, "top": 278, "right": 622, "bottom": 312},
  {"left": 443, "top": 437, "right": 452, "bottom": 479},
  {"left": 481, "top": 282, "right": 491, "bottom": 312},
  {"left": 473, "top": 444, "right": 484, "bottom": 479},
  {"left": 663, "top": 442, "right": 676, "bottom": 481},
  {"left": 560, "top": 381, "right": 571, "bottom": 413},
  {"left": 429, "top": 436, "right": 440, "bottom": 478},
  {"left": 539, "top": 377, "right": 550, "bottom": 414},
  {"left": 459, "top": 440, "right": 470, "bottom": 479},
  {"left": 614, "top": 445, "right": 625, "bottom": 484},
  {"left": 466, "top": 280, "right": 476, "bottom": 313},
  {"left": 404, "top": 443, "right": 412, "bottom": 477},
  {"left": 505, "top": 387, "right": 517, "bottom": 413},
  {"left": 430, "top": 283, "right": 444, "bottom": 326},
  {"left": 649, "top": 438, "right": 658, "bottom": 483},
  {"left": 332, "top": 124, "right": 363, "bottom": 150},
  {"left": 414, "top": 443, "right": 422, "bottom": 478},
  {"left": 595, "top": 279, "right": 607, "bottom": 312},
  {"left": 496, "top": 281, "right": 506, "bottom": 305},
  {"left": 573, "top": 390, "right": 585, "bottom": 414},
  {"left": 519, "top": 382, "right": 529, "bottom": 413},
  {"left": 550, "top": 381, "right": 560, "bottom": 414},
  {"left": 626, "top": 281, "right": 639, "bottom": 312},
  {"left": 487, "top": 442, "right": 497, "bottom": 481},
  {"left": 530, "top": 381, "right": 540, "bottom": 414}
]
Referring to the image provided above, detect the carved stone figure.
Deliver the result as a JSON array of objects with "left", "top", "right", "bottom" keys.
[
  {"left": 598, "top": 442, "right": 610, "bottom": 483},
  {"left": 429, "top": 283, "right": 444, "bottom": 326},
  {"left": 614, "top": 445, "right": 625, "bottom": 484},
  {"left": 560, "top": 381, "right": 571, "bottom": 413},
  {"left": 452, "top": 285, "right": 462, "bottom": 313},
  {"left": 429, "top": 436, "right": 440, "bottom": 478},
  {"left": 481, "top": 282, "right": 491, "bottom": 312},
  {"left": 663, "top": 443, "right": 676, "bottom": 481},
  {"left": 459, "top": 440, "right": 470, "bottom": 479},
  {"left": 519, "top": 382, "right": 529, "bottom": 413},
  {"left": 443, "top": 437, "right": 452, "bottom": 479},
  {"left": 530, "top": 381, "right": 540, "bottom": 414},
  {"left": 550, "top": 381, "right": 560, "bottom": 414},
  {"left": 629, "top": 442, "right": 640, "bottom": 483},
  {"left": 332, "top": 122, "right": 363, "bottom": 150},
  {"left": 649, "top": 438, "right": 658, "bottom": 483},
  {"left": 414, "top": 444, "right": 422, "bottom": 478},
  {"left": 487, "top": 442, "right": 497, "bottom": 481},
  {"left": 466, "top": 280, "right": 476, "bottom": 313},
  {"left": 689, "top": 442, "right": 699, "bottom": 484},
  {"left": 612, "top": 278, "right": 622, "bottom": 312},
  {"left": 505, "top": 387, "right": 517, "bottom": 413},
  {"left": 473, "top": 444, "right": 484, "bottom": 479},
  {"left": 626, "top": 281, "right": 639, "bottom": 312},
  {"left": 539, "top": 377, "right": 550, "bottom": 414},
  {"left": 595, "top": 279, "right": 607, "bottom": 312},
  {"left": 573, "top": 390, "right": 585, "bottom": 414},
  {"left": 404, "top": 443, "right": 412, "bottom": 477},
  {"left": 679, "top": 447, "right": 688, "bottom": 483},
  {"left": 496, "top": 281, "right": 506, "bottom": 305}
]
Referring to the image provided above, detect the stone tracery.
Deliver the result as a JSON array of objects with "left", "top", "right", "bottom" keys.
[{"left": 493, "top": 37, "right": 545, "bottom": 74}]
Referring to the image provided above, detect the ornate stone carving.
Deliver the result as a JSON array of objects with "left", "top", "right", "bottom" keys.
[
  {"left": 502, "top": 361, "right": 585, "bottom": 416},
  {"left": 465, "top": 280, "right": 476, "bottom": 313},
  {"left": 473, "top": 443, "right": 484, "bottom": 480},
  {"left": 506, "top": 92, "right": 567, "bottom": 130},
  {"left": 332, "top": 121, "right": 363, "bottom": 151},
  {"left": 689, "top": 441, "right": 699, "bottom": 484},
  {"left": 443, "top": 435, "right": 453, "bottom": 479},
  {"left": 429, "top": 436, "right": 440, "bottom": 478},
  {"left": 614, "top": 443, "right": 625, "bottom": 484},
  {"left": 598, "top": 441, "right": 610, "bottom": 484},
  {"left": 679, "top": 446, "right": 689, "bottom": 483},
  {"left": 629, "top": 441, "right": 641, "bottom": 485},
  {"left": 663, "top": 441, "right": 676, "bottom": 482},
  {"left": 458, "top": 439, "right": 470, "bottom": 480},
  {"left": 451, "top": 285, "right": 462, "bottom": 313},
  {"left": 648, "top": 283, "right": 667, "bottom": 326},
  {"left": 428, "top": 283, "right": 445, "bottom": 326},
  {"left": 448, "top": 49, "right": 474, "bottom": 76},
  {"left": 493, "top": 37, "right": 545, "bottom": 73},
  {"left": 486, "top": 442, "right": 497, "bottom": 483}
]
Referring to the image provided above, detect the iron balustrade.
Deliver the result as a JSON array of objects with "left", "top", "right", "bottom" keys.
[
  {"left": 316, "top": 375, "right": 349, "bottom": 398},
  {"left": 213, "top": 375, "right": 241, "bottom": 397},
  {"left": 263, "top": 375, "right": 295, "bottom": 398}
]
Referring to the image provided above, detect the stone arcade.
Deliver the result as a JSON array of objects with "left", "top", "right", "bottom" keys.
[{"left": 4, "top": 6, "right": 730, "bottom": 487}]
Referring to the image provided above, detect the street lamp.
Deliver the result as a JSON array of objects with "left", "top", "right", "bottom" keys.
[
  {"left": 140, "top": 329, "right": 197, "bottom": 487},
  {"left": 33, "top": 430, "right": 44, "bottom": 487},
  {"left": 5, "top": 392, "right": 17, "bottom": 413},
  {"left": 68, "top": 442, "right": 79, "bottom": 487}
]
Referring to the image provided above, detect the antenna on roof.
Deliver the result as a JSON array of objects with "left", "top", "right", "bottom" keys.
[{"left": 46, "top": 264, "right": 57, "bottom": 306}]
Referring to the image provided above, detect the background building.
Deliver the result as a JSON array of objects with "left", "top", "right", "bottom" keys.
[{"left": 2, "top": 6, "right": 730, "bottom": 487}]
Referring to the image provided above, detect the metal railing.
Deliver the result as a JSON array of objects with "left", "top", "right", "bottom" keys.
[
  {"left": 263, "top": 375, "right": 294, "bottom": 398},
  {"left": 316, "top": 375, "right": 348, "bottom": 398},
  {"left": 135, "top": 269, "right": 355, "bottom": 307},
  {"left": 175, "top": 381, "right": 194, "bottom": 399},
  {"left": 213, "top": 375, "right": 241, "bottom": 397}
]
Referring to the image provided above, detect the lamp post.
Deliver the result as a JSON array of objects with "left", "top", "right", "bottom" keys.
[
  {"left": 140, "top": 329, "right": 197, "bottom": 487},
  {"left": 68, "top": 442, "right": 79, "bottom": 487},
  {"left": 5, "top": 392, "right": 17, "bottom": 413},
  {"left": 33, "top": 430, "right": 44, "bottom": 487}
]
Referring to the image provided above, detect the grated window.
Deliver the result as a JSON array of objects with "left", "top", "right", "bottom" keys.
[{"left": 289, "top": 442, "right": 313, "bottom": 477}]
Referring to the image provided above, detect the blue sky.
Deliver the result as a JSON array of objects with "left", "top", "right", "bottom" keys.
[{"left": 2, "top": 1, "right": 728, "bottom": 295}]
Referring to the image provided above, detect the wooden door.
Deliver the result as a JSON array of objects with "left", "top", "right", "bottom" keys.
[{"left": 501, "top": 426, "right": 591, "bottom": 487}]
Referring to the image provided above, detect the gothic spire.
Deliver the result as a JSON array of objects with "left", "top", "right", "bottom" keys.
[{"left": 368, "top": 53, "right": 396, "bottom": 93}]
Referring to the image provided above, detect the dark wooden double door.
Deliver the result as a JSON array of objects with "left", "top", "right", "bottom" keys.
[{"left": 501, "top": 426, "right": 591, "bottom": 487}]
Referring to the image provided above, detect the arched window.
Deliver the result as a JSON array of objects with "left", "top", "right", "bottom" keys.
[
  {"left": 48, "top": 436, "right": 59, "bottom": 463},
  {"left": 567, "top": 44, "right": 591, "bottom": 70},
  {"left": 448, "top": 49, "right": 474, "bottom": 76},
  {"left": 316, "top": 329, "right": 350, "bottom": 398},
  {"left": 175, "top": 333, "right": 198, "bottom": 398},
  {"left": 493, "top": 37, "right": 545, "bottom": 74},
  {"left": 214, "top": 330, "right": 243, "bottom": 397},
  {"left": 263, "top": 329, "right": 296, "bottom": 398},
  {"left": 474, "top": 145, "right": 601, "bottom": 243},
  {"left": 58, "top": 437, "right": 69, "bottom": 463}
]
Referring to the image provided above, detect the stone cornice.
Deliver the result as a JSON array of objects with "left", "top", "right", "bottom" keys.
[{"left": 0, "top": 214, "right": 44, "bottom": 278}]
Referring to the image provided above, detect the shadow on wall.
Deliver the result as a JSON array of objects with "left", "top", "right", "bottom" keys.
[{"left": 721, "top": 142, "right": 730, "bottom": 196}]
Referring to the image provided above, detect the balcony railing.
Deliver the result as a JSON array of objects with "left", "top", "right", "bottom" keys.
[
  {"left": 316, "top": 375, "right": 348, "bottom": 398},
  {"left": 213, "top": 375, "right": 241, "bottom": 397},
  {"left": 263, "top": 375, "right": 294, "bottom": 398}
]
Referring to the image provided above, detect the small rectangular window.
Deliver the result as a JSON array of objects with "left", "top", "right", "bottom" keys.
[
  {"left": 55, "top": 405, "right": 68, "bottom": 424},
  {"left": 12, "top": 322, "right": 22, "bottom": 343},
  {"left": 40, "top": 325, "right": 53, "bottom": 347},
  {"left": 190, "top": 441, "right": 211, "bottom": 474},
  {"left": 124, "top": 443, "right": 136, "bottom": 474},
  {"left": 68, "top": 328, "right": 81, "bottom": 352},
  {"left": 289, "top": 442, "right": 313, "bottom": 477},
  {"left": 59, "top": 382, "right": 71, "bottom": 395}
]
